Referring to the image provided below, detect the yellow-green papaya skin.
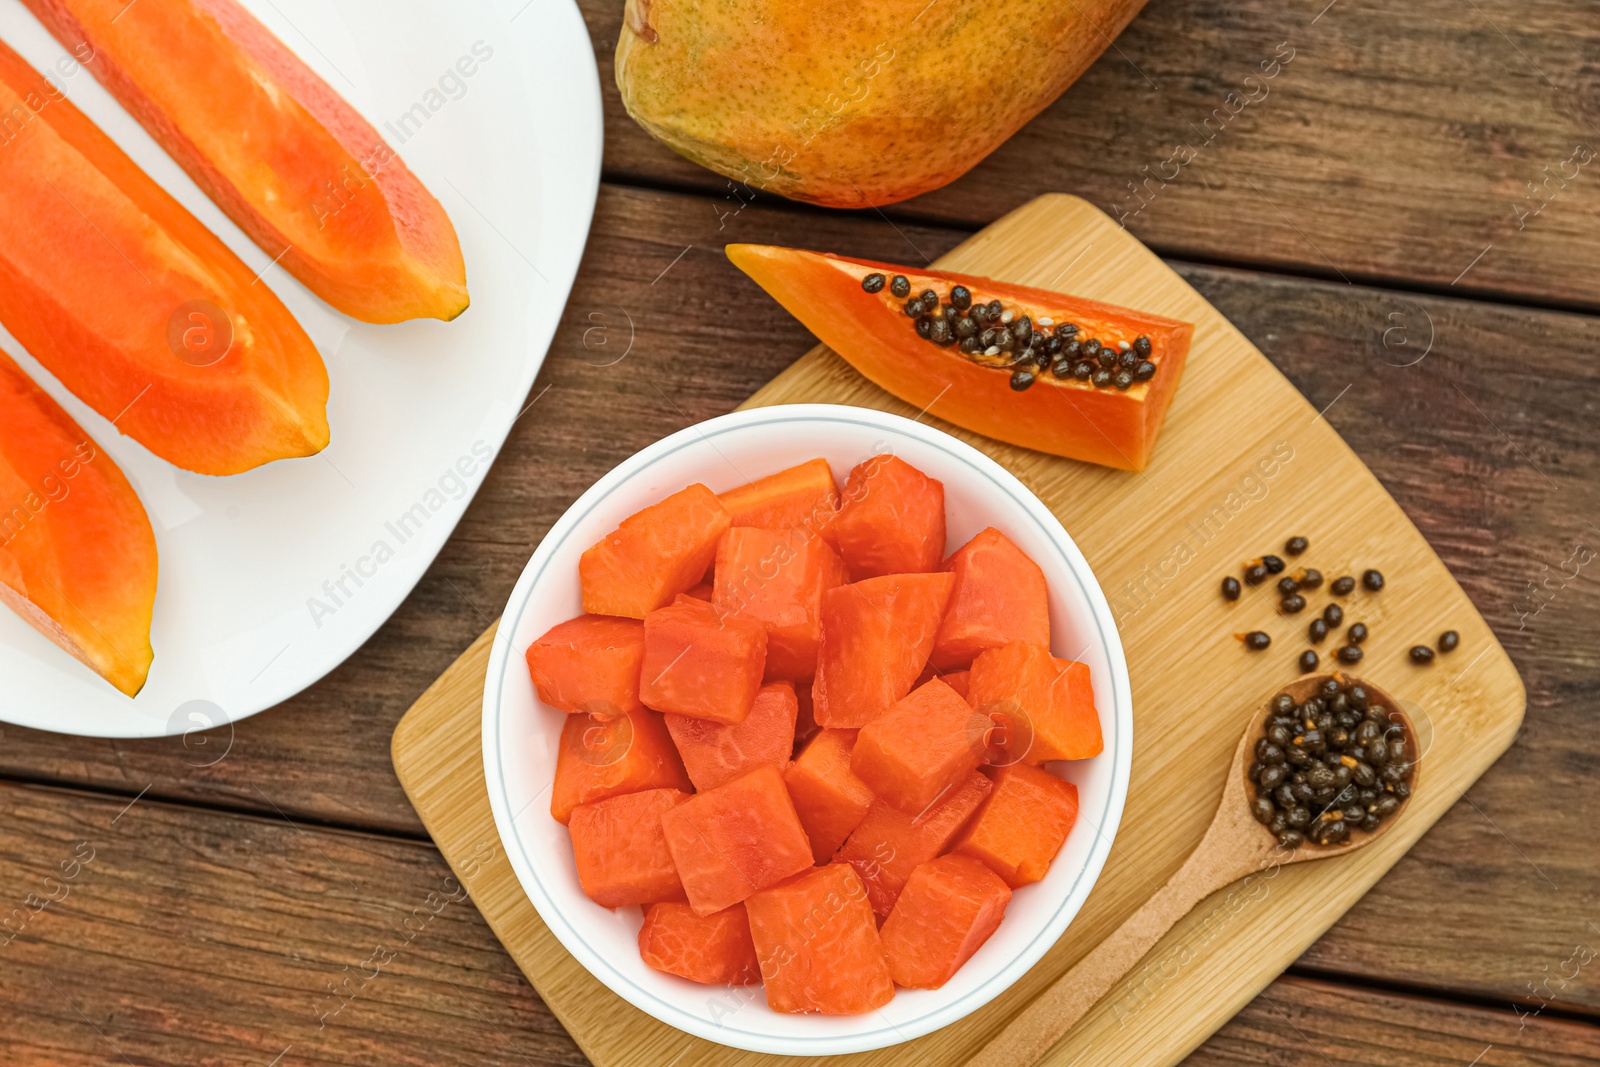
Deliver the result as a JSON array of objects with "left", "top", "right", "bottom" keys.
[{"left": 615, "top": 0, "right": 1149, "bottom": 208}]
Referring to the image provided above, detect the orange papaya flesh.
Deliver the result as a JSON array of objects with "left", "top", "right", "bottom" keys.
[
  {"left": 661, "top": 763, "right": 814, "bottom": 916},
  {"left": 0, "top": 40, "right": 330, "bottom": 476},
  {"left": 943, "top": 670, "right": 971, "bottom": 700},
  {"left": 784, "top": 728, "right": 874, "bottom": 864},
  {"left": 0, "top": 349, "right": 156, "bottom": 696},
  {"left": 931, "top": 527, "right": 1050, "bottom": 671},
  {"left": 638, "top": 902, "right": 761, "bottom": 986},
  {"left": 967, "top": 641, "right": 1102, "bottom": 764},
  {"left": 568, "top": 787, "right": 691, "bottom": 908},
  {"left": 581, "top": 483, "right": 731, "bottom": 619},
  {"left": 665, "top": 681, "right": 798, "bottom": 792},
  {"left": 880, "top": 854, "right": 1011, "bottom": 990},
  {"left": 792, "top": 681, "right": 820, "bottom": 754},
  {"left": 744, "top": 863, "right": 894, "bottom": 1015},
  {"left": 954, "top": 764, "right": 1079, "bottom": 888},
  {"left": 641, "top": 594, "right": 768, "bottom": 725},
  {"left": 727, "top": 245, "right": 1194, "bottom": 471},
  {"left": 831, "top": 455, "right": 946, "bottom": 580},
  {"left": 811, "top": 571, "right": 954, "bottom": 729},
  {"left": 525, "top": 615, "right": 645, "bottom": 715},
  {"left": 713, "top": 526, "right": 844, "bottom": 682},
  {"left": 852, "top": 678, "right": 985, "bottom": 815},
  {"left": 717, "top": 457, "right": 838, "bottom": 535},
  {"left": 24, "top": 0, "right": 469, "bottom": 324},
  {"left": 836, "top": 770, "right": 991, "bottom": 918},
  {"left": 550, "top": 707, "right": 690, "bottom": 824}
]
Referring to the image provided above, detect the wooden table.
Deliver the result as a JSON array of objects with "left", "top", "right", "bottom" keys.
[{"left": 3, "top": 1, "right": 1598, "bottom": 1064}]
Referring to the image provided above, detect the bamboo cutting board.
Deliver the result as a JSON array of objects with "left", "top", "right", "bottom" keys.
[{"left": 391, "top": 195, "right": 1525, "bottom": 1067}]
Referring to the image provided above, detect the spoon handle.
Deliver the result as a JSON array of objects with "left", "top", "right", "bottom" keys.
[{"left": 966, "top": 836, "right": 1247, "bottom": 1067}]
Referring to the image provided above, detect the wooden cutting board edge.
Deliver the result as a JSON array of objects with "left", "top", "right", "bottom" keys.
[{"left": 392, "top": 193, "right": 1526, "bottom": 1067}]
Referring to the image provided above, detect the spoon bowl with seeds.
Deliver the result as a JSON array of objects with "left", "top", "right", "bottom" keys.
[{"left": 966, "top": 671, "right": 1421, "bottom": 1067}]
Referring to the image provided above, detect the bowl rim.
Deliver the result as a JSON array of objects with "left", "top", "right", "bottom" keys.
[{"left": 480, "top": 402, "right": 1133, "bottom": 1055}]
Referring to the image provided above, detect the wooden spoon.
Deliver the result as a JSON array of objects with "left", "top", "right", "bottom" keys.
[{"left": 967, "top": 672, "right": 1421, "bottom": 1067}]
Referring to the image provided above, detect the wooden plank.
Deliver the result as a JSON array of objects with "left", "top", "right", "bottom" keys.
[
  {"left": 581, "top": 0, "right": 1600, "bottom": 308},
  {"left": 1, "top": 185, "right": 1595, "bottom": 1016},
  {"left": 1, "top": 779, "right": 1591, "bottom": 1066}
]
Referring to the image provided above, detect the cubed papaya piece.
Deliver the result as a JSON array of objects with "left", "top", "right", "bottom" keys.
[
  {"left": 852, "top": 678, "right": 984, "bottom": 814},
  {"left": 880, "top": 854, "right": 1011, "bottom": 989},
  {"left": 666, "top": 682, "right": 798, "bottom": 792},
  {"left": 785, "top": 729, "right": 875, "bottom": 864},
  {"left": 661, "top": 764, "right": 814, "bottom": 915},
  {"left": 831, "top": 455, "right": 946, "bottom": 580},
  {"left": 638, "top": 902, "right": 761, "bottom": 985},
  {"left": 641, "top": 595, "right": 768, "bottom": 724},
  {"left": 836, "top": 770, "right": 992, "bottom": 917},
  {"left": 954, "top": 764, "right": 1080, "bottom": 887},
  {"left": 525, "top": 615, "right": 645, "bottom": 714},
  {"left": 966, "top": 642, "right": 1102, "bottom": 763},
  {"left": 812, "top": 572, "right": 955, "bottom": 728},
  {"left": 568, "top": 788, "right": 691, "bottom": 908},
  {"left": 931, "top": 528, "right": 1050, "bottom": 671},
  {"left": 793, "top": 682, "right": 820, "bottom": 755},
  {"left": 717, "top": 457, "right": 839, "bottom": 535},
  {"left": 713, "top": 527, "right": 845, "bottom": 682},
  {"left": 580, "top": 483, "right": 731, "bottom": 619},
  {"left": 551, "top": 707, "right": 691, "bottom": 824},
  {"left": 745, "top": 864, "right": 894, "bottom": 1015},
  {"left": 944, "top": 670, "right": 971, "bottom": 700}
]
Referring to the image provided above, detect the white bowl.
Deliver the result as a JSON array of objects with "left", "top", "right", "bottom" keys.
[{"left": 481, "top": 404, "right": 1133, "bottom": 1055}]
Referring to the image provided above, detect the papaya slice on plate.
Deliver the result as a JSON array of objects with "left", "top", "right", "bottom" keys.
[
  {"left": 727, "top": 245, "right": 1194, "bottom": 471},
  {"left": 0, "top": 349, "right": 157, "bottom": 696},
  {"left": 23, "top": 0, "right": 469, "bottom": 323},
  {"left": 638, "top": 902, "right": 761, "bottom": 986},
  {"left": 0, "top": 40, "right": 329, "bottom": 476}
]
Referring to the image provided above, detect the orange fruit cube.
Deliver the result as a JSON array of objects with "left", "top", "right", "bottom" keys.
[
  {"left": 568, "top": 787, "right": 691, "bottom": 908},
  {"left": 666, "top": 681, "right": 798, "bottom": 792},
  {"left": 784, "top": 729, "right": 875, "bottom": 863},
  {"left": 880, "top": 854, "right": 1011, "bottom": 989},
  {"left": 944, "top": 670, "right": 971, "bottom": 700},
  {"left": 717, "top": 457, "right": 838, "bottom": 535},
  {"left": 580, "top": 483, "right": 730, "bottom": 619},
  {"left": 524, "top": 614, "right": 645, "bottom": 714},
  {"left": 713, "top": 527, "right": 845, "bottom": 682},
  {"left": 831, "top": 455, "right": 946, "bottom": 580},
  {"left": 550, "top": 707, "right": 691, "bottom": 824},
  {"left": 640, "top": 595, "right": 768, "bottom": 724},
  {"left": 661, "top": 764, "right": 814, "bottom": 915},
  {"left": 812, "top": 572, "right": 955, "bottom": 728},
  {"left": 931, "top": 527, "right": 1050, "bottom": 671},
  {"left": 966, "top": 641, "right": 1102, "bottom": 763},
  {"left": 638, "top": 902, "right": 761, "bottom": 985},
  {"left": 954, "top": 764, "right": 1080, "bottom": 887},
  {"left": 836, "top": 770, "right": 992, "bottom": 917},
  {"left": 745, "top": 864, "right": 894, "bottom": 1014},
  {"left": 852, "top": 678, "right": 985, "bottom": 814}
]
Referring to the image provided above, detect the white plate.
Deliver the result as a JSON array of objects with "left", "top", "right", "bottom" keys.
[
  {"left": 482, "top": 405, "right": 1134, "bottom": 1055},
  {"left": 0, "top": 0, "right": 601, "bottom": 737}
]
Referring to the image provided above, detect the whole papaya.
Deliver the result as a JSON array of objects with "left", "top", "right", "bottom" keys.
[{"left": 615, "top": 0, "right": 1150, "bottom": 208}]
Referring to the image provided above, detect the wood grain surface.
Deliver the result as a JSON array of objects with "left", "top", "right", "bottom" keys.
[{"left": 3, "top": 1, "right": 1599, "bottom": 1061}]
